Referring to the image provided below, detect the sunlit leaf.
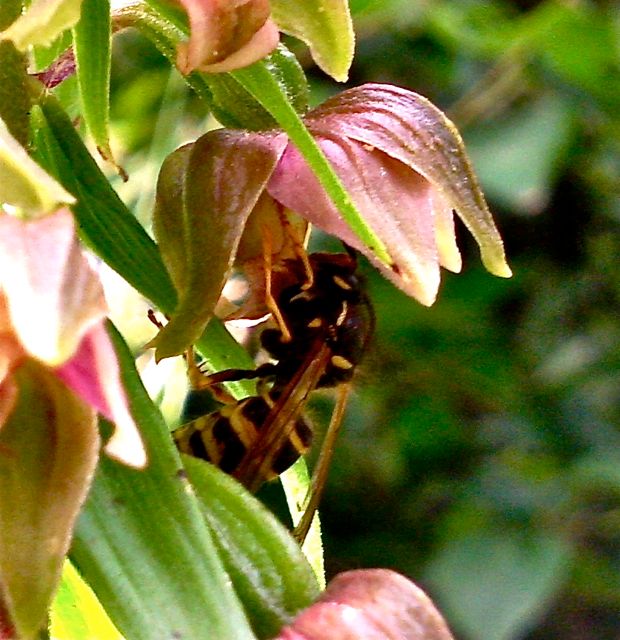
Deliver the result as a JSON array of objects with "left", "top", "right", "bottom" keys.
[
  {"left": 0, "top": 115, "right": 75, "bottom": 216},
  {"left": 1, "top": 0, "right": 83, "bottom": 50},
  {"left": 50, "top": 560, "right": 124, "bottom": 640},
  {"left": 271, "top": 0, "right": 354, "bottom": 82}
]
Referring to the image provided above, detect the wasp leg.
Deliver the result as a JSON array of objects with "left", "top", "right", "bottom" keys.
[
  {"left": 261, "top": 223, "right": 293, "bottom": 343},
  {"left": 276, "top": 206, "right": 314, "bottom": 290},
  {"left": 293, "top": 383, "right": 352, "bottom": 544}
]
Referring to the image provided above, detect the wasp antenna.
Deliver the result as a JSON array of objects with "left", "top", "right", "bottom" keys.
[{"left": 294, "top": 382, "right": 352, "bottom": 544}]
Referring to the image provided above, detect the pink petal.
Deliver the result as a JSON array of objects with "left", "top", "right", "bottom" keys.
[
  {"left": 268, "top": 138, "right": 442, "bottom": 305},
  {"left": 306, "top": 84, "right": 511, "bottom": 278},
  {"left": 0, "top": 209, "right": 108, "bottom": 366},
  {"left": 56, "top": 324, "right": 146, "bottom": 468},
  {"left": 277, "top": 569, "right": 455, "bottom": 640}
]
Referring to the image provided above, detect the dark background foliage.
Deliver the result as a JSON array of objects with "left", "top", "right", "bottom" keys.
[{"left": 109, "top": 2, "right": 620, "bottom": 638}]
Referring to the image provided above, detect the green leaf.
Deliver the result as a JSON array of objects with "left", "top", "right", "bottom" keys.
[
  {"left": 50, "top": 561, "right": 124, "bottom": 640},
  {"left": 1, "top": 0, "right": 83, "bottom": 50},
  {"left": 231, "top": 63, "right": 392, "bottom": 266},
  {"left": 426, "top": 530, "right": 573, "bottom": 640},
  {"left": 271, "top": 0, "right": 354, "bottom": 82},
  {"left": 0, "top": 113, "right": 75, "bottom": 216},
  {"left": 70, "top": 324, "right": 256, "bottom": 640},
  {"left": 0, "top": 361, "right": 100, "bottom": 640},
  {"left": 32, "top": 97, "right": 177, "bottom": 310},
  {"left": 72, "top": 0, "right": 113, "bottom": 161},
  {"left": 183, "top": 456, "right": 320, "bottom": 640}
]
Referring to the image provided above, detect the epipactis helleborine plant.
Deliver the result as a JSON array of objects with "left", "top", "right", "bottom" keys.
[{"left": 152, "top": 83, "right": 511, "bottom": 359}]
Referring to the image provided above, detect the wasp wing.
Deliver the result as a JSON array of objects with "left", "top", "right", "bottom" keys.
[{"left": 234, "top": 339, "right": 332, "bottom": 492}]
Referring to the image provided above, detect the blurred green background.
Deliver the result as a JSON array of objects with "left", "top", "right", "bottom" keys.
[{"left": 105, "top": 1, "right": 620, "bottom": 638}]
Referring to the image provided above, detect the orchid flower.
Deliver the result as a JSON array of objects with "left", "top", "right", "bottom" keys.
[
  {"left": 276, "top": 569, "right": 455, "bottom": 640},
  {"left": 152, "top": 83, "right": 511, "bottom": 359},
  {"left": 0, "top": 207, "right": 145, "bottom": 639}
]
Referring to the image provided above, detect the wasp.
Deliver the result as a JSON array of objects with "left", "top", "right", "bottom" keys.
[{"left": 172, "top": 247, "right": 374, "bottom": 542}]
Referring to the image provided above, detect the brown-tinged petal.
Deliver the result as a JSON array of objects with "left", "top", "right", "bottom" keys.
[
  {"left": 175, "top": 0, "right": 278, "bottom": 74},
  {"left": 152, "top": 143, "right": 194, "bottom": 296},
  {"left": 152, "top": 130, "right": 288, "bottom": 359},
  {"left": 56, "top": 323, "right": 146, "bottom": 468},
  {"left": 269, "top": 137, "right": 443, "bottom": 305},
  {"left": 0, "top": 360, "right": 100, "bottom": 639},
  {"left": 277, "top": 569, "right": 455, "bottom": 640},
  {"left": 195, "top": 19, "right": 279, "bottom": 73},
  {"left": 305, "top": 84, "right": 512, "bottom": 279},
  {"left": 229, "top": 195, "right": 308, "bottom": 319},
  {"left": 0, "top": 208, "right": 108, "bottom": 366}
]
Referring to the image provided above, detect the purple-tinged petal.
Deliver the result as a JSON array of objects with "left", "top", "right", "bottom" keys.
[
  {"left": 269, "top": 137, "right": 443, "bottom": 305},
  {"left": 35, "top": 48, "right": 76, "bottom": 89},
  {"left": 56, "top": 324, "right": 146, "bottom": 468},
  {"left": 152, "top": 129, "right": 288, "bottom": 359},
  {"left": 277, "top": 569, "right": 455, "bottom": 640},
  {"left": 0, "top": 209, "right": 108, "bottom": 366},
  {"left": 305, "top": 84, "right": 511, "bottom": 279}
]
